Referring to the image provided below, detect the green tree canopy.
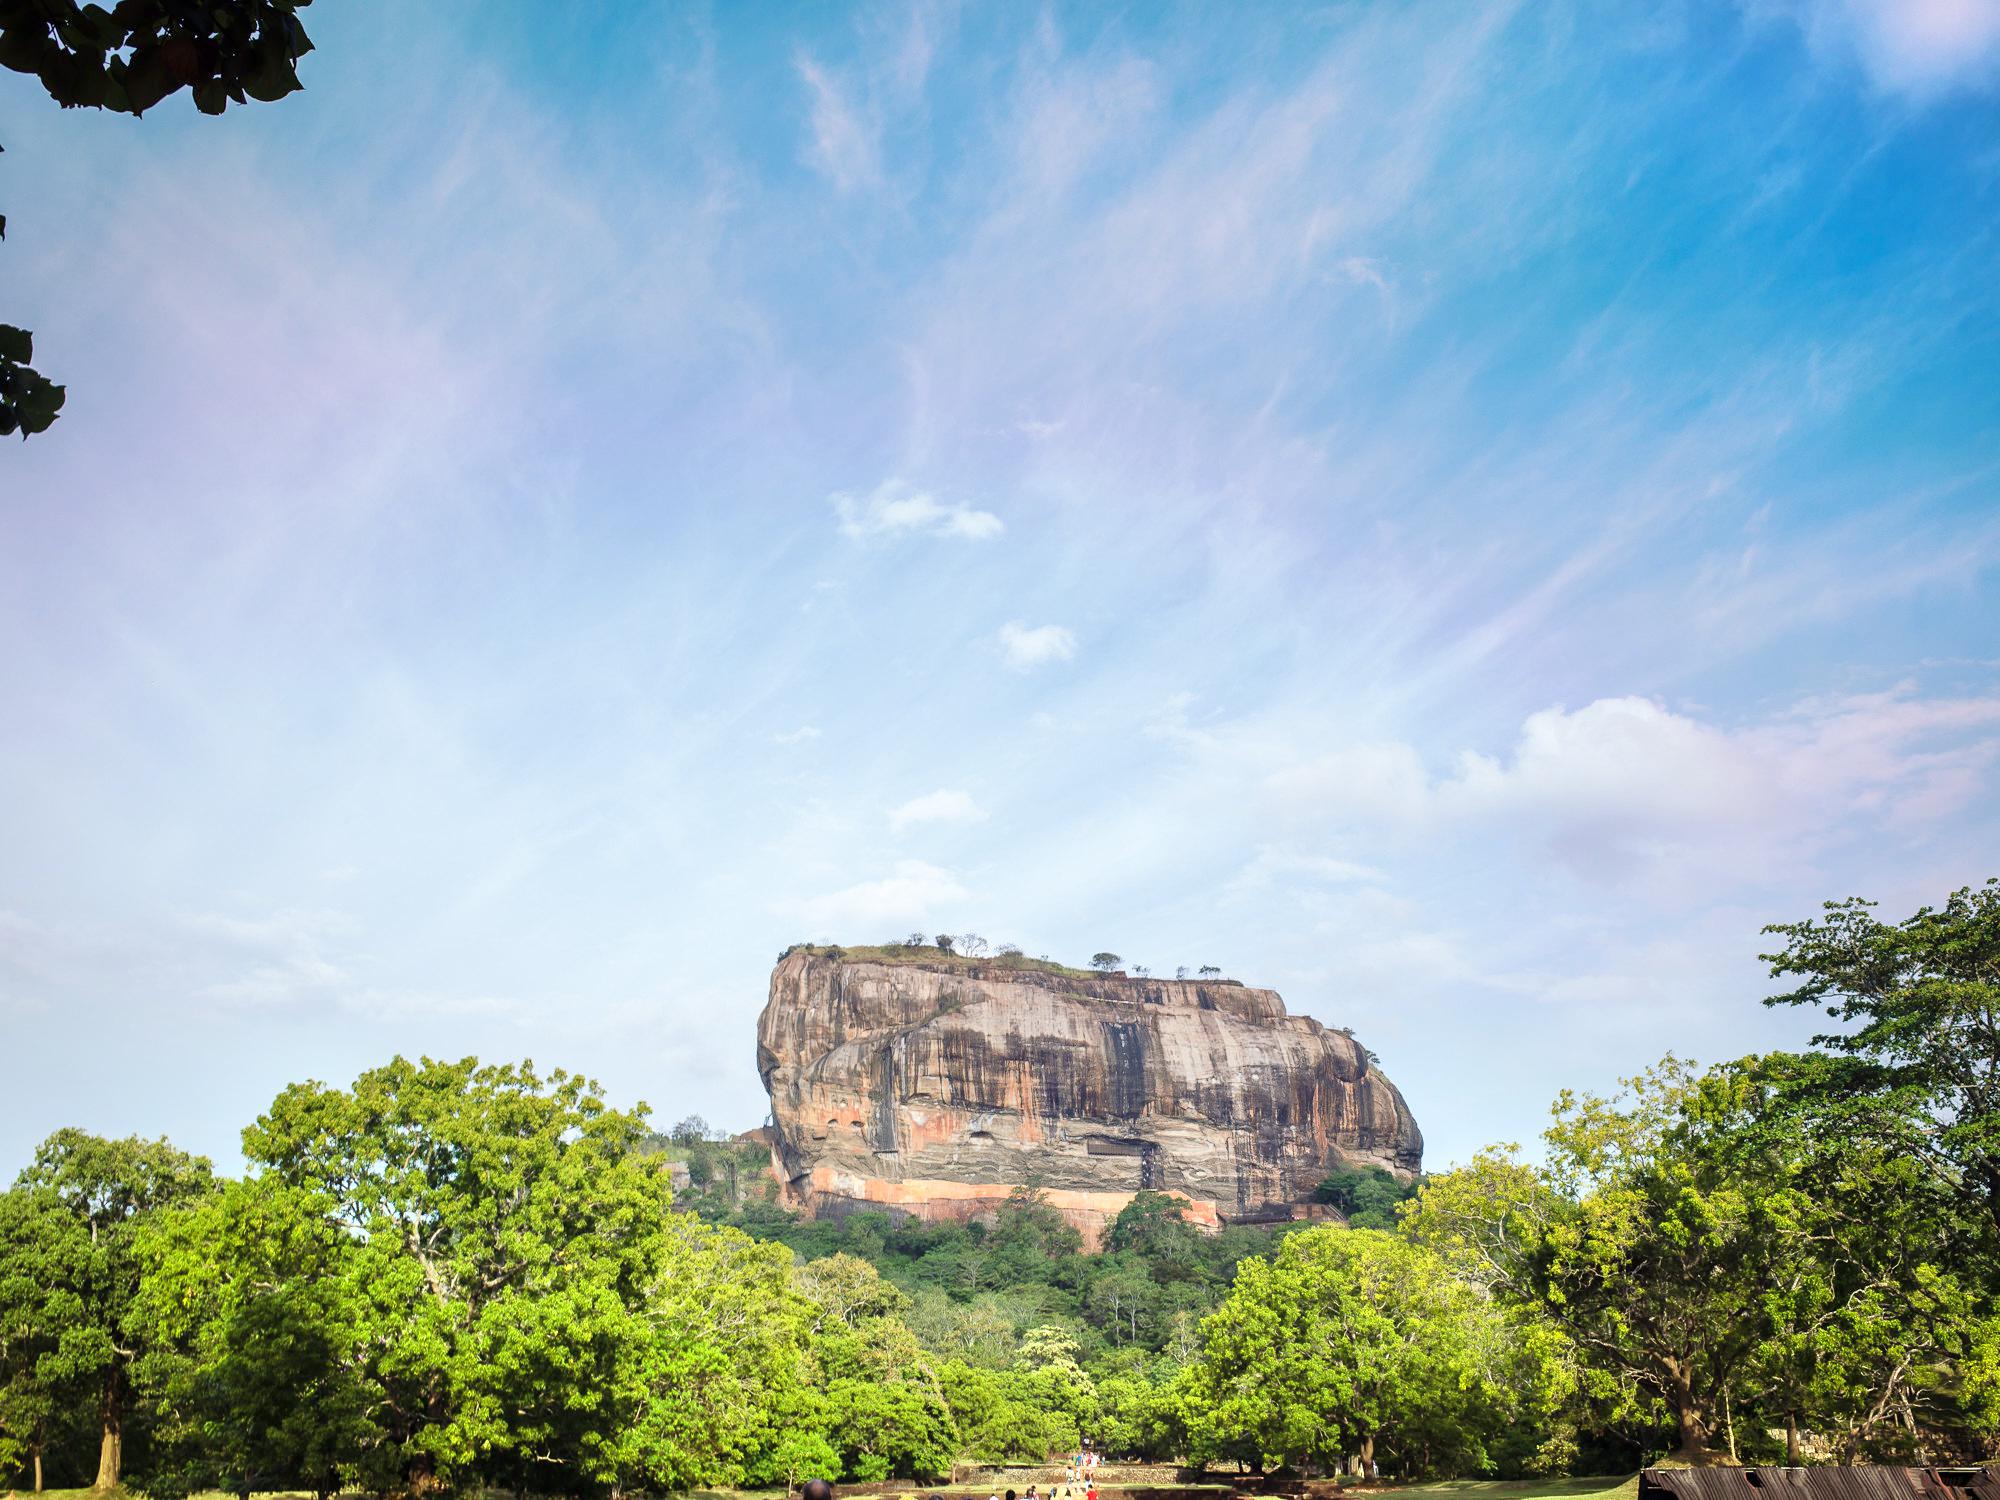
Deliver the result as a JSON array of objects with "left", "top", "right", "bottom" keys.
[
  {"left": 1763, "top": 879, "right": 2000, "bottom": 1248},
  {"left": 3, "top": 1130, "right": 212, "bottom": 1491}
]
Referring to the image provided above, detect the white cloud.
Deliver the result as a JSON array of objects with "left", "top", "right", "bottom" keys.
[
  {"left": 888, "top": 788, "right": 988, "bottom": 830},
  {"left": 1266, "top": 689, "right": 2000, "bottom": 887},
  {"left": 774, "top": 725, "right": 822, "bottom": 745},
  {"left": 792, "top": 860, "right": 970, "bottom": 937},
  {"left": 832, "top": 480, "right": 1004, "bottom": 541},
  {"left": 798, "top": 53, "right": 883, "bottom": 190},
  {"left": 997, "top": 620, "right": 1078, "bottom": 671},
  {"left": 1753, "top": 0, "right": 2000, "bottom": 98}
]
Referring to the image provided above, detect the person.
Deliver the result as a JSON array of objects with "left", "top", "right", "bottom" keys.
[
  {"left": 1087, "top": 1485, "right": 1098, "bottom": 1500},
  {"left": 803, "top": 1481, "right": 835, "bottom": 1500}
]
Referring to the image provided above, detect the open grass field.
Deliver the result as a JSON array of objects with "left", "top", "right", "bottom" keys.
[{"left": 1387, "top": 1478, "right": 1640, "bottom": 1500}]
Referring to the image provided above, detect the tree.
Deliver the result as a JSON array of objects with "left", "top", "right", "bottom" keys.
[
  {"left": 1104, "top": 1192, "right": 1203, "bottom": 1283},
  {"left": 1411, "top": 1061, "right": 1792, "bottom": 1460},
  {"left": 1198, "top": 965, "right": 1221, "bottom": 979},
  {"left": 958, "top": 934, "right": 989, "bottom": 958},
  {"left": 0, "top": 0, "right": 317, "bottom": 438},
  {"left": 1181, "top": 1227, "right": 1536, "bottom": 1477},
  {"left": 670, "top": 1113, "right": 712, "bottom": 1146},
  {"left": 609, "top": 1216, "right": 820, "bottom": 1492},
  {"left": 934, "top": 933, "right": 956, "bottom": 953},
  {"left": 1312, "top": 1165, "right": 1415, "bottom": 1230},
  {"left": 6, "top": 1130, "right": 213, "bottom": 1490},
  {"left": 1762, "top": 879, "right": 2000, "bottom": 1246},
  {"left": 0, "top": 1187, "right": 70, "bottom": 1493},
  {"left": 239, "top": 1056, "right": 674, "bottom": 1492},
  {"left": 1175, "top": 966, "right": 1189, "bottom": 981},
  {"left": 995, "top": 943, "right": 1022, "bottom": 959},
  {"left": 129, "top": 1176, "right": 379, "bottom": 1499},
  {"left": 905, "top": 931, "right": 927, "bottom": 948},
  {"left": 1091, "top": 953, "right": 1121, "bottom": 972}
]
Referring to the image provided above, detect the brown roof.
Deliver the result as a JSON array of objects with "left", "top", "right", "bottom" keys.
[{"left": 1641, "top": 1468, "right": 2000, "bottom": 1500}]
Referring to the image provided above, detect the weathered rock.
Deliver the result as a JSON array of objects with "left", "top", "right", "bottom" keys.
[{"left": 755, "top": 950, "right": 1422, "bottom": 1246}]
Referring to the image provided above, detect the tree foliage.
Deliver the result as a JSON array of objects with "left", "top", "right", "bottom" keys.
[
  {"left": 0, "top": 0, "right": 316, "bottom": 437},
  {"left": 1762, "top": 879, "right": 2000, "bottom": 1246}
]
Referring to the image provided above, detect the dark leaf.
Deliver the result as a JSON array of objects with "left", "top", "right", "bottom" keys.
[
  {"left": 0, "top": 324, "right": 33, "bottom": 363},
  {"left": 118, "top": 46, "right": 175, "bottom": 114}
]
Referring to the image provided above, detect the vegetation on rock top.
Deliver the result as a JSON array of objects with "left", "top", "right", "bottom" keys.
[{"left": 779, "top": 940, "right": 1244, "bottom": 987}]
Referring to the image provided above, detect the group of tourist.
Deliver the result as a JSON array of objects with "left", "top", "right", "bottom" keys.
[{"left": 987, "top": 1441, "right": 1102, "bottom": 1500}]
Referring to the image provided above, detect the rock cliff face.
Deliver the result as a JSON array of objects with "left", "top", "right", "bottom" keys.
[{"left": 755, "top": 951, "right": 1422, "bottom": 1245}]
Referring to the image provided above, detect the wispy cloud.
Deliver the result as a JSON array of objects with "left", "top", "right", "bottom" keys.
[
  {"left": 797, "top": 52, "right": 882, "bottom": 190},
  {"left": 888, "top": 788, "right": 987, "bottom": 830},
  {"left": 1751, "top": 0, "right": 2000, "bottom": 98},
  {"left": 774, "top": 725, "right": 823, "bottom": 745},
  {"left": 997, "top": 621, "right": 1077, "bottom": 670},
  {"left": 832, "top": 480, "right": 1004, "bottom": 540},
  {"left": 792, "top": 861, "right": 970, "bottom": 937}
]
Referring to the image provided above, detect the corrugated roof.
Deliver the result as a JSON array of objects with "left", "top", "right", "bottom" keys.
[{"left": 1641, "top": 1467, "right": 2000, "bottom": 1500}]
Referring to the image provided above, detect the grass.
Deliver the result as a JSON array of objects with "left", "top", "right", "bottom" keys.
[{"left": 1386, "top": 1477, "right": 1639, "bottom": 1500}]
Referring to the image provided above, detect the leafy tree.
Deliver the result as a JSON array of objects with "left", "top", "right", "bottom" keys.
[
  {"left": 239, "top": 1056, "right": 673, "bottom": 1491},
  {"left": 1762, "top": 879, "right": 2000, "bottom": 1247},
  {"left": 0, "top": 1186, "right": 69, "bottom": 1492},
  {"left": 1405, "top": 1061, "right": 1783, "bottom": 1460},
  {"left": 1104, "top": 1192, "right": 1203, "bottom": 1283},
  {"left": 4, "top": 1130, "right": 213, "bottom": 1490},
  {"left": 129, "top": 1176, "right": 378, "bottom": 1499},
  {"left": 1198, "top": 965, "right": 1221, "bottom": 979},
  {"left": 0, "top": 0, "right": 317, "bottom": 437},
  {"left": 1404, "top": 1055, "right": 1997, "bottom": 1463},
  {"left": 670, "top": 1113, "right": 712, "bottom": 1146},
  {"left": 1311, "top": 1165, "right": 1416, "bottom": 1230},
  {"left": 609, "top": 1216, "right": 818, "bottom": 1492},
  {"left": 1090, "top": 953, "right": 1121, "bottom": 972},
  {"left": 934, "top": 933, "right": 956, "bottom": 953},
  {"left": 822, "top": 1376, "right": 955, "bottom": 1480},
  {"left": 1181, "top": 1227, "right": 1537, "bottom": 1477}
]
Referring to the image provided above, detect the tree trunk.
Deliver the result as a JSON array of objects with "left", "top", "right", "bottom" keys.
[
  {"left": 1669, "top": 1369, "right": 1710, "bottom": 1461},
  {"left": 33, "top": 1445, "right": 43, "bottom": 1493},
  {"left": 1359, "top": 1434, "right": 1376, "bottom": 1480},
  {"left": 93, "top": 1368, "right": 122, "bottom": 1491},
  {"left": 1724, "top": 1386, "right": 1738, "bottom": 1464},
  {"left": 1786, "top": 1412, "right": 1801, "bottom": 1466}
]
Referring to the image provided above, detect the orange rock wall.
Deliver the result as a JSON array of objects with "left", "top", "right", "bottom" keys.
[{"left": 756, "top": 953, "right": 1423, "bottom": 1244}]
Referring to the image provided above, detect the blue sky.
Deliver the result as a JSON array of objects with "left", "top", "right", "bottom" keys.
[{"left": 3, "top": 0, "right": 1998, "bottom": 1179}]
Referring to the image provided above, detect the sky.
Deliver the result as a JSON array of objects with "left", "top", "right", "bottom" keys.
[{"left": 2, "top": 0, "right": 1998, "bottom": 1182}]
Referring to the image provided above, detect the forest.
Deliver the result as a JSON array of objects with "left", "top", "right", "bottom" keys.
[{"left": 0, "top": 881, "right": 1995, "bottom": 1495}]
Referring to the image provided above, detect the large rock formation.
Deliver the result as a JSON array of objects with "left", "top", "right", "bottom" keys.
[{"left": 756, "top": 949, "right": 1422, "bottom": 1245}]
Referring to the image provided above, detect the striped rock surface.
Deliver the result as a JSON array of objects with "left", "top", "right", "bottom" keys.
[{"left": 754, "top": 951, "right": 1422, "bottom": 1246}]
